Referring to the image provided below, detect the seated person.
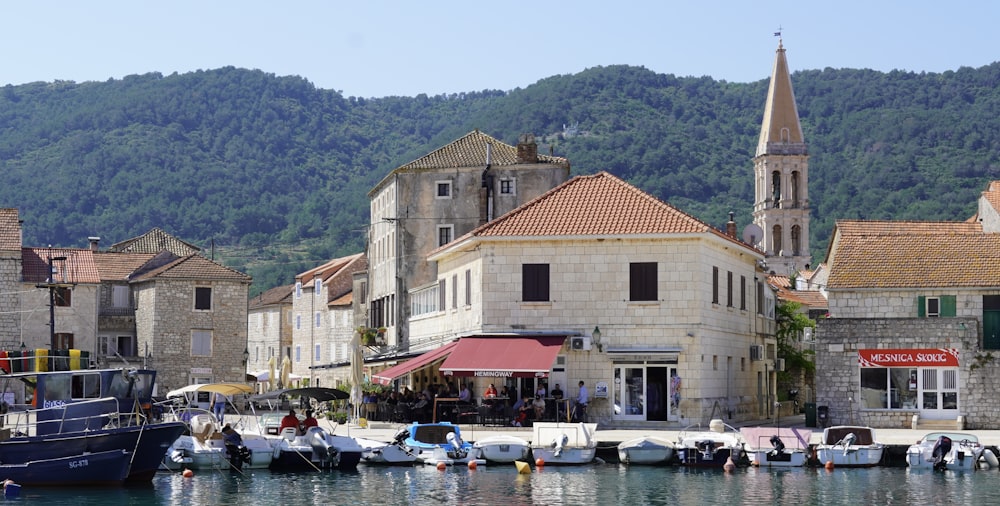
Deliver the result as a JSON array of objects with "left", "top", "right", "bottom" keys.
[
  {"left": 279, "top": 409, "right": 301, "bottom": 435},
  {"left": 483, "top": 383, "right": 498, "bottom": 399},
  {"left": 302, "top": 409, "right": 319, "bottom": 430},
  {"left": 512, "top": 404, "right": 529, "bottom": 427},
  {"left": 412, "top": 393, "right": 430, "bottom": 422},
  {"left": 532, "top": 395, "right": 546, "bottom": 420}
]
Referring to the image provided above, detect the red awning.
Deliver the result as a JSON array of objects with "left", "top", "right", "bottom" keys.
[
  {"left": 371, "top": 342, "right": 458, "bottom": 386},
  {"left": 438, "top": 336, "right": 566, "bottom": 378}
]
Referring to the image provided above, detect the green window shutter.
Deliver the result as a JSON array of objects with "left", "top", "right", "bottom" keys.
[
  {"left": 941, "top": 295, "right": 957, "bottom": 317},
  {"left": 917, "top": 296, "right": 926, "bottom": 317}
]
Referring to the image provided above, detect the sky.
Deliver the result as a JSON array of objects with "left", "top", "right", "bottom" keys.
[{"left": 2, "top": 1, "right": 997, "bottom": 98}]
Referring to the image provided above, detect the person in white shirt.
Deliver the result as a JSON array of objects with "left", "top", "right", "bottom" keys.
[
  {"left": 535, "top": 383, "right": 546, "bottom": 398},
  {"left": 576, "top": 381, "right": 588, "bottom": 407}
]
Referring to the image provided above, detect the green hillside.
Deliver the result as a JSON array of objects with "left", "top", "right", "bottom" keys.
[{"left": 2, "top": 63, "right": 998, "bottom": 294}]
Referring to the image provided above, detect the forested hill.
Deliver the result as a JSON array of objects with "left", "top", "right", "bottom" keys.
[{"left": 2, "top": 63, "right": 999, "bottom": 294}]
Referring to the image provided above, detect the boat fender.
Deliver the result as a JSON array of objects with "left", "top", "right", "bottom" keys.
[{"left": 985, "top": 448, "right": 999, "bottom": 468}]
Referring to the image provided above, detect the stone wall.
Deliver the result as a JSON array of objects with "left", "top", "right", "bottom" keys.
[
  {"left": 815, "top": 317, "right": 985, "bottom": 428},
  {"left": 0, "top": 252, "right": 21, "bottom": 346}
]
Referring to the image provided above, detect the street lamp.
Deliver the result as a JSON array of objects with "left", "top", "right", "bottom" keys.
[
  {"left": 242, "top": 347, "right": 249, "bottom": 366},
  {"left": 592, "top": 326, "right": 602, "bottom": 352}
]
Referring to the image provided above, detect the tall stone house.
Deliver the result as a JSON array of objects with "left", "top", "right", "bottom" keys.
[
  {"left": 290, "top": 253, "right": 365, "bottom": 388},
  {"left": 247, "top": 283, "right": 294, "bottom": 389},
  {"left": 400, "top": 172, "right": 775, "bottom": 425},
  {"left": 359, "top": 130, "right": 571, "bottom": 357},
  {"left": 817, "top": 180, "right": 1000, "bottom": 429},
  {"left": 0, "top": 209, "right": 21, "bottom": 349},
  {"left": 753, "top": 38, "right": 812, "bottom": 276}
]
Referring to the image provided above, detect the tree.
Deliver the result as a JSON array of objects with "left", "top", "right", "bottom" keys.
[{"left": 775, "top": 300, "right": 816, "bottom": 383}]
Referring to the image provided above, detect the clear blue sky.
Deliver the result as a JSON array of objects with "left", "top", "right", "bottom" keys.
[{"left": 2, "top": 1, "right": 996, "bottom": 98}]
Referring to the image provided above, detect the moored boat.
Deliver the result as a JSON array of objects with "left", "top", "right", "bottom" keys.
[
  {"left": 403, "top": 422, "right": 485, "bottom": 466},
  {"left": 617, "top": 435, "right": 675, "bottom": 465},
  {"left": 357, "top": 428, "right": 418, "bottom": 466},
  {"left": 530, "top": 422, "right": 598, "bottom": 465},
  {"left": 740, "top": 427, "right": 811, "bottom": 467},
  {"left": 815, "top": 425, "right": 885, "bottom": 468},
  {"left": 905, "top": 432, "right": 994, "bottom": 471},
  {"left": 0, "top": 449, "right": 133, "bottom": 487},
  {"left": 675, "top": 420, "right": 747, "bottom": 468},
  {"left": 474, "top": 434, "right": 531, "bottom": 463}
]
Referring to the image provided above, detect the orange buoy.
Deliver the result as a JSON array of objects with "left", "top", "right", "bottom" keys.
[
  {"left": 467, "top": 460, "right": 477, "bottom": 470},
  {"left": 824, "top": 460, "right": 834, "bottom": 470},
  {"left": 436, "top": 461, "right": 447, "bottom": 471},
  {"left": 182, "top": 468, "right": 194, "bottom": 478},
  {"left": 535, "top": 457, "right": 545, "bottom": 467}
]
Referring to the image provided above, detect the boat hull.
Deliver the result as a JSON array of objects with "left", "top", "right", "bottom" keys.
[
  {"left": 617, "top": 437, "right": 675, "bottom": 465},
  {"left": 750, "top": 449, "right": 808, "bottom": 467},
  {"left": 815, "top": 446, "right": 884, "bottom": 467},
  {"left": 905, "top": 433, "right": 985, "bottom": 471},
  {"left": 474, "top": 435, "right": 531, "bottom": 463},
  {"left": 0, "top": 449, "right": 132, "bottom": 486},
  {"left": 531, "top": 447, "right": 596, "bottom": 465}
]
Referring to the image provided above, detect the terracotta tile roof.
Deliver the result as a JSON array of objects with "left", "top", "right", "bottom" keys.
[
  {"left": 982, "top": 181, "right": 1000, "bottom": 216},
  {"left": 770, "top": 275, "right": 828, "bottom": 308},
  {"left": 92, "top": 252, "right": 158, "bottom": 281},
  {"left": 396, "top": 130, "right": 568, "bottom": 171},
  {"left": 248, "top": 283, "right": 295, "bottom": 310},
  {"left": 130, "top": 254, "right": 251, "bottom": 283},
  {"left": 465, "top": 172, "right": 753, "bottom": 247},
  {"left": 21, "top": 248, "right": 100, "bottom": 284},
  {"left": 108, "top": 227, "right": 201, "bottom": 255},
  {"left": 329, "top": 291, "right": 352, "bottom": 307},
  {"left": 296, "top": 253, "right": 366, "bottom": 303},
  {"left": 0, "top": 209, "right": 20, "bottom": 251},
  {"left": 827, "top": 219, "right": 1000, "bottom": 289}
]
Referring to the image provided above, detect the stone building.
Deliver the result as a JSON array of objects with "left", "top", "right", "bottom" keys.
[
  {"left": 391, "top": 172, "right": 775, "bottom": 426},
  {"left": 816, "top": 181, "right": 1000, "bottom": 428},
  {"left": 360, "top": 130, "right": 571, "bottom": 357},
  {"left": 247, "top": 283, "right": 294, "bottom": 390},
  {"left": 0, "top": 209, "right": 22, "bottom": 348}
]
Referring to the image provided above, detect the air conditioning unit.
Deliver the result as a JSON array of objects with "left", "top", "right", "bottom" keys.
[
  {"left": 776, "top": 358, "right": 786, "bottom": 371},
  {"left": 750, "top": 344, "right": 764, "bottom": 361},
  {"left": 570, "top": 336, "right": 592, "bottom": 351}
]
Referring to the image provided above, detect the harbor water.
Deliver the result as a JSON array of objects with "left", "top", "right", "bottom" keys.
[{"left": 17, "top": 464, "right": 1000, "bottom": 505}]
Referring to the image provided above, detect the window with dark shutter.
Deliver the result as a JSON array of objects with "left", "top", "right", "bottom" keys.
[
  {"left": 522, "top": 264, "right": 550, "bottom": 302},
  {"left": 629, "top": 262, "right": 657, "bottom": 301}
]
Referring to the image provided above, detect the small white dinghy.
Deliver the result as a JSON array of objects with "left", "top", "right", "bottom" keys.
[
  {"left": 740, "top": 427, "right": 811, "bottom": 467},
  {"left": 617, "top": 436, "right": 675, "bottom": 465},
  {"left": 473, "top": 434, "right": 531, "bottom": 463}
]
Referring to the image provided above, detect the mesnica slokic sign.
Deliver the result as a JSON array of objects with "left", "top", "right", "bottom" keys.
[{"left": 858, "top": 348, "right": 959, "bottom": 368}]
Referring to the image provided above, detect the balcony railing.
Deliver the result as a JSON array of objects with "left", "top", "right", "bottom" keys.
[{"left": 99, "top": 306, "right": 136, "bottom": 317}]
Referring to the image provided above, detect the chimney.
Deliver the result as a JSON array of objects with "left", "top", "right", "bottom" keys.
[
  {"left": 726, "top": 212, "right": 737, "bottom": 238},
  {"left": 516, "top": 133, "right": 537, "bottom": 163},
  {"left": 88, "top": 236, "right": 101, "bottom": 252}
]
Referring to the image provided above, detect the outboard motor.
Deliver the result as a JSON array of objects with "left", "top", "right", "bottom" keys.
[
  {"left": 697, "top": 440, "right": 715, "bottom": 460},
  {"left": 551, "top": 433, "right": 570, "bottom": 458},
  {"left": 307, "top": 427, "right": 339, "bottom": 467},
  {"left": 228, "top": 445, "right": 251, "bottom": 471},
  {"left": 446, "top": 432, "right": 467, "bottom": 459},
  {"left": 931, "top": 435, "right": 953, "bottom": 471},
  {"left": 769, "top": 435, "right": 786, "bottom": 456},
  {"left": 839, "top": 433, "right": 856, "bottom": 456}
]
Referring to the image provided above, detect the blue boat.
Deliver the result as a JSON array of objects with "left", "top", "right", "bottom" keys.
[
  {"left": 0, "top": 367, "right": 186, "bottom": 483},
  {"left": 402, "top": 422, "right": 485, "bottom": 466},
  {"left": 0, "top": 449, "right": 132, "bottom": 486}
]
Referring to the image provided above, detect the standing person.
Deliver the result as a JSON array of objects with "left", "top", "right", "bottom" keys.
[
  {"left": 574, "top": 381, "right": 589, "bottom": 422},
  {"left": 212, "top": 391, "right": 228, "bottom": 424},
  {"left": 550, "top": 383, "right": 565, "bottom": 421},
  {"left": 536, "top": 382, "right": 547, "bottom": 398}
]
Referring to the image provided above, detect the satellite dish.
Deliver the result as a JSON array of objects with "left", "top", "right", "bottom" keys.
[{"left": 742, "top": 223, "right": 764, "bottom": 246}]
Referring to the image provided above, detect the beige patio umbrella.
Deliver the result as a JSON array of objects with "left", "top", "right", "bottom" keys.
[
  {"left": 280, "top": 355, "right": 292, "bottom": 389},
  {"left": 268, "top": 356, "right": 277, "bottom": 391}
]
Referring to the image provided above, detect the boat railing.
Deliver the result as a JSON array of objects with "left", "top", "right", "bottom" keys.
[{"left": 2, "top": 397, "right": 135, "bottom": 436}]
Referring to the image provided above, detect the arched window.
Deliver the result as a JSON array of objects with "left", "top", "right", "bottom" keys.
[
  {"left": 791, "top": 171, "right": 800, "bottom": 208},
  {"left": 771, "top": 171, "right": 781, "bottom": 208},
  {"left": 772, "top": 225, "right": 782, "bottom": 255},
  {"left": 791, "top": 225, "right": 801, "bottom": 256}
]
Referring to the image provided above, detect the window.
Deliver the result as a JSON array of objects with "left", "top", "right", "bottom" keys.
[
  {"left": 315, "top": 311, "right": 322, "bottom": 328},
  {"left": 314, "top": 344, "right": 321, "bottom": 361},
  {"left": 451, "top": 274, "right": 458, "bottom": 309},
  {"left": 918, "top": 296, "right": 955, "bottom": 317},
  {"left": 54, "top": 333, "right": 73, "bottom": 349},
  {"left": 295, "top": 314, "right": 301, "bottom": 330},
  {"left": 295, "top": 346, "right": 301, "bottom": 363},
  {"left": 712, "top": 267, "right": 719, "bottom": 304},
  {"left": 522, "top": 264, "right": 550, "bottom": 302},
  {"left": 465, "top": 269, "right": 471, "bottom": 306},
  {"left": 194, "top": 287, "right": 212, "bottom": 311},
  {"left": 191, "top": 331, "right": 212, "bottom": 357},
  {"left": 757, "top": 280, "right": 765, "bottom": 315},
  {"left": 740, "top": 275, "right": 747, "bottom": 310},
  {"left": 772, "top": 225, "right": 782, "bottom": 253},
  {"left": 295, "top": 282, "right": 302, "bottom": 298},
  {"left": 437, "top": 225, "right": 454, "bottom": 247},
  {"left": 499, "top": 178, "right": 516, "bottom": 195},
  {"left": 315, "top": 278, "right": 323, "bottom": 296},
  {"left": 436, "top": 180, "right": 452, "bottom": 199},
  {"left": 629, "top": 262, "right": 657, "bottom": 301},
  {"left": 112, "top": 285, "right": 130, "bottom": 308},
  {"left": 726, "top": 271, "right": 733, "bottom": 307},
  {"left": 55, "top": 287, "right": 72, "bottom": 307},
  {"left": 438, "top": 279, "right": 446, "bottom": 311}
]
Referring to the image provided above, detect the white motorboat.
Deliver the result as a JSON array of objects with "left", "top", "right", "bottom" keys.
[
  {"left": 617, "top": 436, "right": 675, "bottom": 465},
  {"left": 905, "top": 432, "right": 997, "bottom": 471},
  {"left": 530, "top": 422, "right": 598, "bottom": 465},
  {"left": 473, "top": 434, "right": 531, "bottom": 463},
  {"left": 357, "top": 429, "right": 418, "bottom": 466},
  {"left": 740, "top": 427, "right": 811, "bottom": 467},
  {"left": 403, "top": 422, "right": 486, "bottom": 466},
  {"left": 162, "top": 411, "right": 227, "bottom": 470},
  {"left": 815, "top": 425, "right": 885, "bottom": 468},
  {"left": 675, "top": 420, "right": 747, "bottom": 468}
]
